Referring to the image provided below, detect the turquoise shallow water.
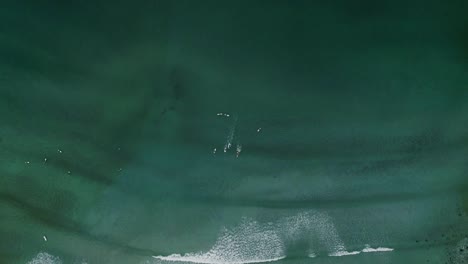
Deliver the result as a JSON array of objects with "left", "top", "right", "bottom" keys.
[{"left": 0, "top": 1, "right": 467, "bottom": 263}]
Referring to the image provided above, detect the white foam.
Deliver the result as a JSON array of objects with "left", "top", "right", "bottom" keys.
[
  {"left": 280, "top": 211, "right": 344, "bottom": 248},
  {"left": 361, "top": 245, "right": 394, "bottom": 253},
  {"left": 326, "top": 245, "right": 394, "bottom": 257},
  {"left": 27, "top": 252, "right": 62, "bottom": 264},
  {"left": 152, "top": 254, "right": 285, "bottom": 264},
  {"left": 151, "top": 212, "right": 394, "bottom": 263},
  {"left": 328, "top": 250, "right": 361, "bottom": 257},
  {"left": 153, "top": 219, "right": 285, "bottom": 264}
]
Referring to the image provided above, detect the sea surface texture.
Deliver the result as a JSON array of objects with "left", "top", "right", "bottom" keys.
[{"left": 1, "top": 1, "right": 467, "bottom": 263}]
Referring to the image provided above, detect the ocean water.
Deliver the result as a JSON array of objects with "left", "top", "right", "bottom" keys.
[{"left": 1, "top": 1, "right": 467, "bottom": 263}]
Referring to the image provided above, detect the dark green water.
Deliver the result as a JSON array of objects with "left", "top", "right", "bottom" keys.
[{"left": 1, "top": 1, "right": 467, "bottom": 263}]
